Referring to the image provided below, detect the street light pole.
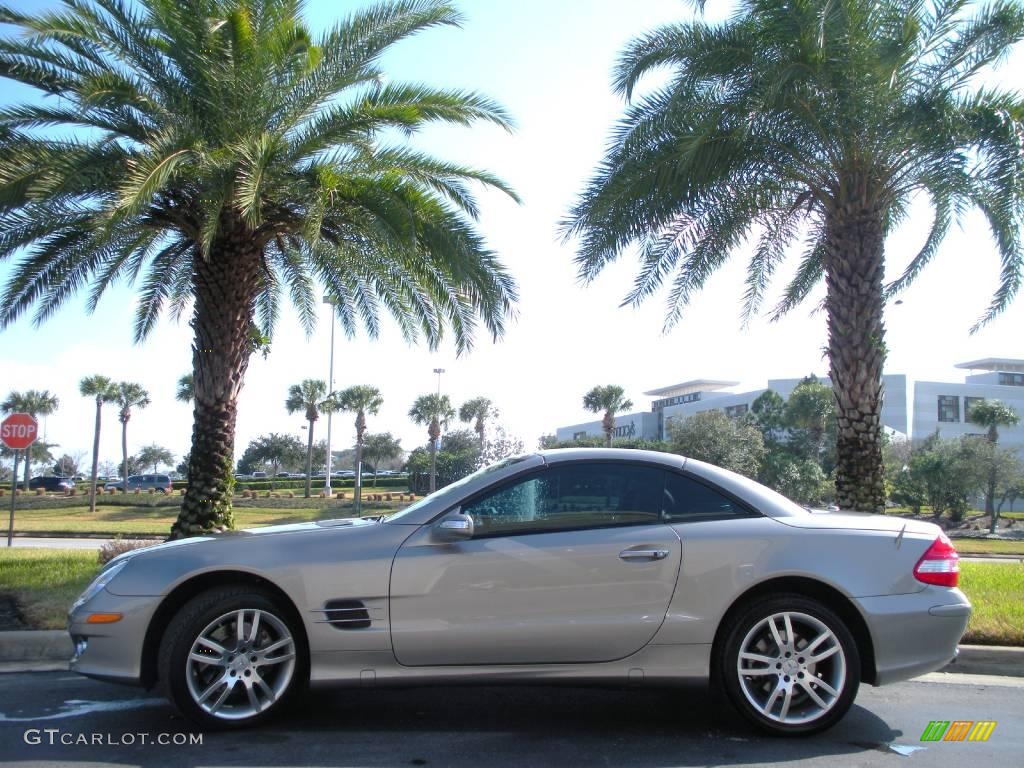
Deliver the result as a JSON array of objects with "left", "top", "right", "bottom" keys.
[
  {"left": 433, "top": 368, "right": 445, "bottom": 397},
  {"left": 323, "top": 297, "right": 337, "bottom": 497}
]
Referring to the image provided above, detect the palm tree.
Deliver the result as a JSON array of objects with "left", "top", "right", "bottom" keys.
[
  {"left": 409, "top": 394, "right": 455, "bottom": 493},
  {"left": 0, "top": 0, "right": 518, "bottom": 538},
  {"left": 113, "top": 383, "right": 150, "bottom": 492},
  {"left": 967, "top": 399, "right": 1021, "bottom": 530},
  {"left": 176, "top": 374, "right": 194, "bottom": 405},
  {"left": 285, "top": 380, "right": 332, "bottom": 498},
  {"left": 337, "top": 385, "right": 384, "bottom": 511},
  {"left": 362, "top": 433, "right": 403, "bottom": 486},
  {"left": 564, "top": 1, "right": 1024, "bottom": 511},
  {"left": 137, "top": 444, "right": 175, "bottom": 473},
  {"left": 459, "top": 397, "right": 497, "bottom": 450},
  {"left": 79, "top": 376, "right": 119, "bottom": 513},
  {"left": 1, "top": 389, "right": 59, "bottom": 491},
  {"left": 582, "top": 386, "right": 633, "bottom": 448}
]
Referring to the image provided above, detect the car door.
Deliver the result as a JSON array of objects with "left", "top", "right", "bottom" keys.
[{"left": 389, "top": 461, "right": 682, "bottom": 666}]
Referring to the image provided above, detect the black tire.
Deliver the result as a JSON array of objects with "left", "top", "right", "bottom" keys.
[
  {"left": 158, "top": 585, "right": 307, "bottom": 730},
  {"left": 716, "top": 594, "right": 860, "bottom": 736}
]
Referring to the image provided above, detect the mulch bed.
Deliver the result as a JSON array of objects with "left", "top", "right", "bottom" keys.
[{"left": 0, "top": 593, "right": 27, "bottom": 631}]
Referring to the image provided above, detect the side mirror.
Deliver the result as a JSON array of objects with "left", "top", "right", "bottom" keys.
[{"left": 434, "top": 512, "right": 474, "bottom": 542}]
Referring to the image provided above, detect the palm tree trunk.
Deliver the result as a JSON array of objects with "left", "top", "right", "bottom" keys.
[
  {"left": 428, "top": 418, "right": 440, "bottom": 494},
  {"left": 88, "top": 397, "right": 102, "bottom": 514},
  {"left": 171, "top": 230, "right": 261, "bottom": 539},
  {"left": 603, "top": 411, "right": 614, "bottom": 448},
  {"left": 825, "top": 184, "right": 886, "bottom": 512},
  {"left": 354, "top": 411, "right": 366, "bottom": 511},
  {"left": 302, "top": 419, "right": 313, "bottom": 498},
  {"left": 121, "top": 416, "right": 129, "bottom": 495}
]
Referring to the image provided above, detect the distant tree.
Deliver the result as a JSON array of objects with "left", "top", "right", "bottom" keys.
[
  {"left": 967, "top": 399, "right": 1021, "bottom": 529},
  {"left": 137, "top": 444, "right": 175, "bottom": 473},
  {"left": 1, "top": 389, "right": 59, "bottom": 491},
  {"left": 237, "top": 434, "right": 304, "bottom": 483},
  {"left": 406, "top": 429, "right": 480, "bottom": 491},
  {"left": 750, "top": 390, "right": 787, "bottom": 444},
  {"left": 667, "top": 410, "right": 765, "bottom": 479},
  {"left": 537, "top": 434, "right": 558, "bottom": 450},
  {"left": 785, "top": 377, "right": 836, "bottom": 467},
  {"left": 176, "top": 374, "right": 194, "bottom": 404},
  {"left": 459, "top": 397, "right": 498, "bottom": 449},
  {"left": 758, "top": 452, "right": 830, "bottom": 506},
  {"left": 906, "top": 433, "right": 988, "bottom": 522},
  {"left": 409, "top": 394, "right": 456, "bottom": 493},
  {"left": 79, "top": 375, "right": 119, "bottom": 513},
  {"left": 285, "top": 380, "right": 332, "bottom": 498},
  {"left": 176, "top": 452, "right": 190, "bottom": 479},
  {"left": 113, "top": 383, "right": 150, "bottom": 490},
  {"left": 481, "top": 425, "right": 525, "bottom": 466},
  {"left": 362, "top": 433, "right": 403, "bottom": 486},
  {"left": 583, "top": 385, "right": 633, "bottom": 447},
  {"left": 3, "top": 441, "right": 57, "bottom": 481},
  {"left": 52, "top": 453, "right": 85, "bottom": 477}
]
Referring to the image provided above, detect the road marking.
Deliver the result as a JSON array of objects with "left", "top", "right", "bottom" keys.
[
  {"left": 914, "top": 672, "right": 1024, "bottom": 688},
  {"left": 0, "top": 698, "right": 165, "bottom": 722}
]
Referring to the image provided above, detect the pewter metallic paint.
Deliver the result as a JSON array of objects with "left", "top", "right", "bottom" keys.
[{"left": 68, "top": 449, "right": 970, "bottom": 696}]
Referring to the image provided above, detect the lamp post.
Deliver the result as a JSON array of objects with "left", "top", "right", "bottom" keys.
[
  {"left": 323, "top": 296, "right": 337, "bottom": 497},
  {"left": 433, "top": 368, "right": 445, "bottom": 397}
]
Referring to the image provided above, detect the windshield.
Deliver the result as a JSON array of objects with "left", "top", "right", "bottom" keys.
[{"left": 384, "top": 454, "right": 535, "bottom": 522}]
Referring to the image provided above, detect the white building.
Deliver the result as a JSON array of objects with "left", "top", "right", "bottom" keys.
[{"left": 555, "top": 358, "right": 1024, "bottom": 451}]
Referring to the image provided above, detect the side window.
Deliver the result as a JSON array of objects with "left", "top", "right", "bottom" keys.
[
  {"left": 663, "top": 473, "right": 746, "bottom": 521},
  {"left": 463, "top": 463, "right": 664, "bottom": 536}
]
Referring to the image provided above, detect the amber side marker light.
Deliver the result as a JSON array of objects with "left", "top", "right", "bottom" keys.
[{"left": 85, "top": 613, "right": 123, "bottom": 624}]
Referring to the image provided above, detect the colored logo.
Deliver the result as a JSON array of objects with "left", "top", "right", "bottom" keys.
[{"left": 920, "top": 721, "right": 996, "bottom": 742}]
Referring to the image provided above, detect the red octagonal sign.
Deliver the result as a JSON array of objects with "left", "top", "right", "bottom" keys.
[{"left": 1, "top": 412, "right": 38, "bottom": 450}]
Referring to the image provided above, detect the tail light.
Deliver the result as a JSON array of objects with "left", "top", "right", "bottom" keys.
[{"left": 913, "top": 533, "right": 960, "bottom": 587}]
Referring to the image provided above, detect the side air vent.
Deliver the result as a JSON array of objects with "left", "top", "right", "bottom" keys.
[{"left": 322, "top": 599, "right": 371, "bottom": 630}]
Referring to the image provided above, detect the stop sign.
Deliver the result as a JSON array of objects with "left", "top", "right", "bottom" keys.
[{"left": 1, "top": 413, "right": 38, "bottom": 450}]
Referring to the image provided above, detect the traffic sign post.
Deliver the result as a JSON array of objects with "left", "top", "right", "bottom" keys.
[{"left": 2, "top": 413, "right": 38, "bottom": 547}]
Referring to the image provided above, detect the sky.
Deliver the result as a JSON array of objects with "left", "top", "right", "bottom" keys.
[{"left": 1, "top": 0, "right": 1023, "bottom": 474}]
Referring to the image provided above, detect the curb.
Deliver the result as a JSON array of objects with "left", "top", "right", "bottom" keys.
[
  {"left": 0, "top": 630, "right": 72, "bottom": 663},
  {"left": 0, "top": 631, "right": 1021, "bottom": 676}
]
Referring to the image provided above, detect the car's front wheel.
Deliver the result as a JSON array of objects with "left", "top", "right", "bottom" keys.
[
  {"left": 718, "top": 594, "right": 860, "bottom": 736},
  {"left": 159, "top": 586, "right": 306, "bottom": 729}
]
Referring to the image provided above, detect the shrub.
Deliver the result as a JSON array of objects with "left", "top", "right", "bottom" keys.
[{"left": 98, "top": 538, "right": 153, "bottom": 565}]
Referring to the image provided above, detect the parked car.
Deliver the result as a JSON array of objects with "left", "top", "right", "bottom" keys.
[
  {"left": 23, "top": 476, "right": 75, "bottom": 492},
  {"left": 251, "top": 472, "right": 267, "bottom": 479},
  {"left": 104, "top": 474, "right": 173, "bottom": 493},
  {"left": 68, "top": 449, "right": 969, "bottom": 733}
]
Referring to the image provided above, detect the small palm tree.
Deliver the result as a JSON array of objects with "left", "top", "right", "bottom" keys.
[
  {"left": 285, "top": 380, "right": 332, "bottom": 498},
  {"left": 409, "top": 394, "right": 456, "bottom": 493},
  {"left": 583, "top": 386, "right": 633, "bottom": 448},
  {"left": 337, "top": 385, "right": 384, "bottom": 511},
  {"left": 0, "top": 0, "right": 518, "bottom": 538},
  {"left": 176, "top": 374, "right": 194, "bottom": 405},
  {"left": 1, "top": 389, "right": 60, "bottom": 490},
  {"left": 79, "top": 376, "right": 119, "bottom": 513},
  {"left": 113, "top": 383, "right": 150, "bottom": 492},
  {"left": 564, "top": 0, "right": 1024, "bottom": 511},
  {"left": 459, "top": 397, "right": 498, "bottom": 450},
  {"left": 968, "top": 399, "right": 1021, "bottom": 530}
]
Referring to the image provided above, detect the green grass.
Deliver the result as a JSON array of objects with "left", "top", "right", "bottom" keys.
[
  {"left": 960, "top": 562, "right": 1024, "bottom": 646},
  {"left": 0, "top": 549, "right": 98, "bottom": 630},
  {"left": 951, "top": 539, "right": 1024, "bottom": 556},
  {"left": 6, "top": 497, "right": 412, "bottom": 536}
]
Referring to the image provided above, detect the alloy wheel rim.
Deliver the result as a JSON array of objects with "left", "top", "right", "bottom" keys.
[
  {"left": 735, "top": 610, "right": 846, "bottom": 725},
  {"left": 185, "top": 608, "right": 296, "bottom": 720}
]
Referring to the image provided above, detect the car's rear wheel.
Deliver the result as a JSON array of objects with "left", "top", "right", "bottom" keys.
[
  {"left": 159, "top": 586, "right": 306, "bottom": 729},
  {"left": 718, "top": 594, "right": 859, "bottom": 736}
]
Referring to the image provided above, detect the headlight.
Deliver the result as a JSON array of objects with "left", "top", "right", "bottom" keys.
[{"left": 71, "top": 559, "right": 129, "bottom": 612}]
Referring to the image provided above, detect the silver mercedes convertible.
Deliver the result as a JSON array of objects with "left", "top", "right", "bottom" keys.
[{"left": 68, "top": 449, "right": 969, "bottom": 735}]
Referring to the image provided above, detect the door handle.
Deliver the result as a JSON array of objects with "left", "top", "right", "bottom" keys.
[{"left": 619, "top": 548, "right": 669, "bottom": 561}]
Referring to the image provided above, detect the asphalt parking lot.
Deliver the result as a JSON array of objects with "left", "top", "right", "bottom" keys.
[{"left": 0, "top": 670, "right": 1021, "bottom": 767}]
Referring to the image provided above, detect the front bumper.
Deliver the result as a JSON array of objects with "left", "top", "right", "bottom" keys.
[
  {"left": 68, "top": 589, "right": 159, "bottom": 686},
  {"left": 856, "top": 586, "right": 971, "bottom": 685}
]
